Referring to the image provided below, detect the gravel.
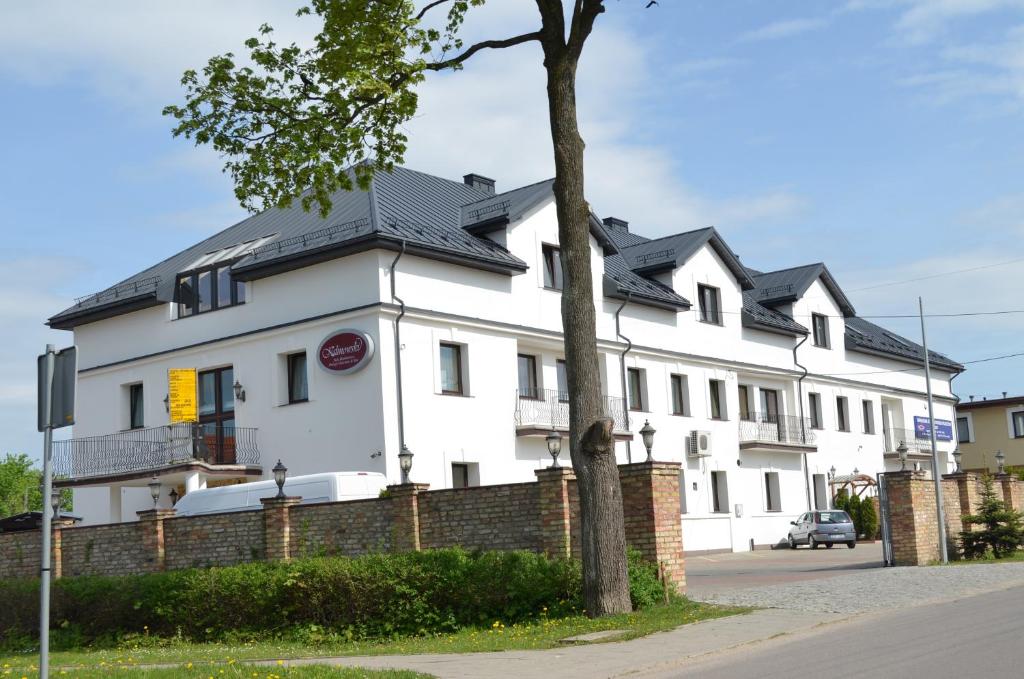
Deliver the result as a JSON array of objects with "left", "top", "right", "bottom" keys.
[{"left": 690, "top": 562, "right": 1024, "bottom": 614}]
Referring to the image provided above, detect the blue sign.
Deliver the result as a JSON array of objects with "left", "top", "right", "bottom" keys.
[{"left": 914, "top": 415, "right": 953, "bottom": 442}]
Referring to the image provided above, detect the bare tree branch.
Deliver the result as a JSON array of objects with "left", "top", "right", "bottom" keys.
[
  {"left": 425, "top": 31, "right": 543, "bottom": 71},
  {"left": 567, "top": 0, "right": 605, "bottom": 57},
  {"left": 416, "top": 0, "right": 451, "bottom": 21},
  {"left": 535, "top": 0, "right": 568, "bottom": 50}
]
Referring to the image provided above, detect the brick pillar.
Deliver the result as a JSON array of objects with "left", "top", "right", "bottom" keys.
[
  {"left": 535, "top": 467, "right": 575, "bottom": 558},
  {"left": 388, "top": 483, "right": 429, "bottom": 552},
  {"left": 51, "top": 517, "right": 75, "bottom": 579},
  {"left": 618, "top": 461, "right": 685, "bottom": 593},
  {"left": 944, "top": 472, "right": 984, "bottom": 522},
  {"left": 260, "top": 497, "right": 300, "bottom": 561},
  {"left": 136, "top": 508, "right": 177, "bottom": 572},
  {"left": 998, "top": 475, "right": 1024, "bottom": 511},
  {"left": 883, "top": 471, "right": 940, "bottom": 566},
  {"left": 940, "top": 477, "right": 963, "bottom": 557}
]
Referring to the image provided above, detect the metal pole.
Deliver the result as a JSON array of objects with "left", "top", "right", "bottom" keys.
[
  {"left": 919, "top": 298, "right": 948, "bottom": 564},
  {"left": 39, "top": 344, "right": 56, "bottom": 679}
]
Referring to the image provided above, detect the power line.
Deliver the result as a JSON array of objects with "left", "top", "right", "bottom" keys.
[
  {"left": 683, "top": 307, "right": 1024, "bottom": 320},
  {"left": 846, "top": 257, "right": 1024, "bottom": 293},
  {"left": 814, "top": 350, "right": 1024, "bottom": 377}
]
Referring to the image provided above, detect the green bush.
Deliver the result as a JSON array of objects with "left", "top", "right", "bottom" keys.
[
  {"left": 960, "top": 476, "right": 1024, "bottom": 559},
  {"left": 0, "top": 547, "right": 669, "bottom": 648},
  {"left": 860, "top": 498, "right": 878, "bottom": 540},
  {"left": 846, "top": 494, "right": 862, "bottom": 537}
]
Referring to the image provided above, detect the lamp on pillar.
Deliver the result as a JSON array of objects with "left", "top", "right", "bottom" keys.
[
  {"left": 272, "top": 460, "right": 288, "bottom": 498},
  {"left": 168, "top": 488, "right": 179, "bottom": 506},
  {"left": 639, "top": 420, "right": 656, "bottom": 462},
  {"left": 398, "top": 445, "right": 414, "bottom": 484},
  {"left": 828, "top": 465, "right": 836, "bottom": 480},
  {"left": 952, "top": 449, "right": 962, "bottom": 473},
  {"left": 50, "top": 486, "right": 62, "bottom": 519},
  {"left": 897, "top": 441, "right": 909, "bottom": 471},
  {"left": 147, "top": 477, "right": 161, "bottom": 507},
  {"left": 545, "top": 430, "right": 562, "bottom": 468},
  {"left": 996, "top": 449, "right": 1006, "bottom": 475}
]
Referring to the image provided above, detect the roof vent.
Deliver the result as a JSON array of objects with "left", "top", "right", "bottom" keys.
[
  {"left": 463, "top": 173, "right": 495, "bottom": 195},
  {"left": 602, "top": 216, "right": 629, "bottom": 232}
]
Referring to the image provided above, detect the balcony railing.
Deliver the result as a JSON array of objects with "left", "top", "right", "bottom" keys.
[
  {"left": 738, "top": 413, "right": 816, "bottom": 446},
  {"left": 514, "top": 388, "right": 629, "bottom": 433},
  {"left": 883, "top": 427, "right": 930, "bottom": 454},
  {"left": 53, "top": 423, "right": 260, "bottom": 481}
]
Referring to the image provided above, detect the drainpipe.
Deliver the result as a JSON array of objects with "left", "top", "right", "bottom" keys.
[
  {"left": 615, "top": 293, "right": 633, "bottom": 463},
  {"left": 390, "top": 242, "right": 407, "bottom": 452},
  {"left": 793, "top": 334, "right": 813, "bottom": 511}
]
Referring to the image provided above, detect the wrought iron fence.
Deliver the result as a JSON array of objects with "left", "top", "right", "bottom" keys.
[
  {"left": 738, "top": 412, "right": 816, "bottom": 445},
  {"left": 514, "top": 389, "right": 629, "bottom": 432},
  {"left": 883, "top": 427, "right": 929, "bottom": 453},
  {"left": 53, "top": 424, "right": 259, "bottom": 480}
]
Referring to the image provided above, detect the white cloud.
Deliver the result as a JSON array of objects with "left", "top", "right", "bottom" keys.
[{"left": 737, "top": 18, "right": 829, "bottom": 43}]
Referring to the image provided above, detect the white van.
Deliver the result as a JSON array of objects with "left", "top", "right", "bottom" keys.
[{"left": 171, "top": 471, "right": 388, "bottom": 517}]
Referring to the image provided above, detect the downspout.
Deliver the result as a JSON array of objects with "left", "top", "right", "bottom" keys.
[
  {"left": 793, "top": 333, "right": 813, "bottom": 511},
  {"left": 615, "top": 292, "right": 633, "bottom": 463},
  {"left": 390, "top": 242, "right": 407, "bottom": 452}
]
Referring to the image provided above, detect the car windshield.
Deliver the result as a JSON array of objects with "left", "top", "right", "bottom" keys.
[{"left": 816, "top": 511, "right": 851, "bottom": 524}]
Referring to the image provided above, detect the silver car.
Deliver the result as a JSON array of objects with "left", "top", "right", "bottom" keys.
[{"left": 788, "top": 510, "right": 856, "bottom": 549}]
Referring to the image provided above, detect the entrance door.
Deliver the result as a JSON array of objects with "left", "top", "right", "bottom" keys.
[
  {"left": 760, "top": 389, "right": 780, "bottom": 440},
  {"left": 198, "top": 367, "right": 236, "bottom": 464}
]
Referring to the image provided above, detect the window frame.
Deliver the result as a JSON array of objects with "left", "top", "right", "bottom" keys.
[
  {"left": 555, "top": 359, "right": 569, "bottom": 403},
  {"left": 836, "top": 396, "right": 850, "bottom": 432},
  {"left": 128, "top": 383, "right": 144, "bottom": 430},
  {"left": 711, "top": 470, "right": 729, "bottom": 513},
  {"left": 287, "top": 352, "right": 309, "bottom": 404},
  {"left": 541, "top": 244, "right": 564, "bottom": 291},
  {"left": 957, "top": 415, "right": 971, "bottom": 443},
  {"left": 862, "top": 399, "right": 875, "bottom": 434},
  {"left": 517, "top": 354, "right": 539, "bottom": 399},
  {"left": 697, "top": 284, "right": 722, "bottom": 325},
  {"left": 627, "top": 367, "right": 646, "bottom": 412},
  {"left": 670, "top": 374, "right": 690, "bottom": 416},
  {"left": 451, "top": 463, "right": 470, "bottom": 489},
  {"left": 738, "top": 385, "right": 753, "bottom": 422},
  {"left": 176, "top": 264, "right": 246, "bottom": 318},
  {"left": 1013, "top": 409, "right": 1024, "bottom": 439},
  {"left": 808, "top": 392, "right": 823, "bottom": 429},
  {"left": 764, "top": 471, "right": 781, "bottom": 512},
  {"left": 811, "top": 313, "right": 830, "bottom": 348},
  {"left": 439, "top": 342, "right": 465, "bottom": 396},
  {"left": 709, "top": 379, "right": 726, "bottom": 420}
]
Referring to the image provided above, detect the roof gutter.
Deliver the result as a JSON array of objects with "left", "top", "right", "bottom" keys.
[{"left": 615, "top": 292, "right": 634, "bottom": 463}]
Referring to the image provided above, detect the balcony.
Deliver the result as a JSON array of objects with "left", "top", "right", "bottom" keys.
[
  {"left": 738, "top": 413, "right": 817, "bottom": 453},
  {"left": 53, "top": 423, "right": 261, "bottom": 486},
  {"left": 514, "top": 389, "right": 632, "bottom": 440},
  {"left": 882, "top": 427, "right": 937, "bottom": 463}
]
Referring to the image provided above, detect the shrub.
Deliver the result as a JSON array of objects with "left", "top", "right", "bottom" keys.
[
  {"left": 846, "top": 494, "right": 862, "bottom": 537},
  {"left": 0, "top": 547, "right": 669, "bottom": 647},
  {"left": 960, "top": 476, "right": 1024, "bottom": 559},
  {"left": 859, "top": 498, "right": 878, "bottom": 540}
]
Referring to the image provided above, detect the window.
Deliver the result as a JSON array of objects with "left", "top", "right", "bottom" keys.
[
  {"left": 177, "top": 265, "right": 245, "bottom": 318},
  {"left": 1013, "top": 411, "right": 1024, "bottom": 438},
  {"left": 764, "top": 472, "right": 781, "bottom": 512},
  {"left": 129, "top": 383, "right": 144, "bottom": 430},
  {"left": 556, "top": 359, "right": 568, "bottom": 402},
  {"left": 711, "top": 471, "right": 729, "bottom": 513},
  {"left": 670, "top": 374, "right": 690, "bottom": 416},
  {"left": 440, "top": 343, "right": 464, "bottom": 395},
  {"left": 542, "top": 244, "right": 563, "bottom": 290},
  {"left": 760, "top": 388, "right": 780, "bottom": 423},
  {"left": 812, "top": 313, "right": 830, "bottom": 348},
  {"left": 808, "top": 393, "right": 822, "bottom": 429},
  {"left": 738, "top": 385, "right": 752, "bottom": 421},
  {"left": 698, "top": 284, "right": 721, "bottom": 325},
  {"left": 836, "top": 396, "right": 850, "bottom": 432},
  {"left": 862, "top": 400, "right": 875, "bottom": 434},
  {"left": 287, "top": 352, "right": 308, "bottom": 404},
  {"left": 709, "top": 379, "right": 726, "bottom": 420},
  {"left": 627, "top": 367, "right": 645, "bottom": 411},
  {"left": 813, "top": 474, "right": 827, "bottom": 510},
  {"left": 517, "top": 354, "right": 538, "bottom": 399},
  {"left": 452, "top": 463, "right": 470, "bottom": 489},
  {"left": 679, "top": 470, "right": 688, "bottom": 514},
  {"left": 957, "top": 416, "right": 971, "bottom": 443}
]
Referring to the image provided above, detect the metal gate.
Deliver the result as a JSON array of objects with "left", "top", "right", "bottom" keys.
[{"left": 878, "top": 473, "right": 894, "bottom": 567}]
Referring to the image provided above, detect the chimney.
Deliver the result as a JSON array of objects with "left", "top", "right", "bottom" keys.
[
  {"left": 602, "top": 216, "right": 629, "bottom": 232},
  {"left": 1003, "top": 391, "right": 1008, "bottom": 399},
  {"left": 463, "top": 173, "right": 495, "bottom": 195},
  {"left": 970, "top": 395, "right": 975, "bottom": 402}
]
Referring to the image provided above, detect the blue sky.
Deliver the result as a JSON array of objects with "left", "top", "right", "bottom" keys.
[{"left": 1, "top": 0, "right": 1022, "bottom": 458}]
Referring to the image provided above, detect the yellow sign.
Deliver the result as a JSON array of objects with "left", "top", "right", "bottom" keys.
[{"left": 168, "top": 368, "right": 198, "bottom": 423}]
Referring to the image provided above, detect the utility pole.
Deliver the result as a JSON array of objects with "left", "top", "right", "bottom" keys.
[
  {"left": 38, "top": 344, "right": 55, "bottom": 679},
  {"left": 919, "top": 298, "right": 949, "bottom": 564}
]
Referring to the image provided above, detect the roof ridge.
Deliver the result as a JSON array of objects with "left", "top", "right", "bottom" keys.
[
  {"left": 389, "top": 164, "right": 491, "bottom": 197},
  {"left": 619, "top": 226, "right": 713, "bottom": 249},
  {"left": 751, "top": 262, "right": 824, "bottom": 278},
  {"left": 461, "top": 177, "right": 555, "bottom": 207}
]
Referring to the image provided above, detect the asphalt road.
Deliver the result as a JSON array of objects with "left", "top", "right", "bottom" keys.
[
  {"left": 658, "top": 582, "right": 1024, "bottom": 679},
  {"left": 685, "top": 542, "right": 884, "bottom": 598}
]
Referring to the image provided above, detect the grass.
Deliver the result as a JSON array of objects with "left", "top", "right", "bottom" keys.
[
  {"left": 0, "top": 600, "right": 744, "bottom": 673},
  {"left": 0, "top": 664, "right": 429, "bottom": 678},
  {"left": 937, "top": 549, "right": 1024, "bottom": 565}
]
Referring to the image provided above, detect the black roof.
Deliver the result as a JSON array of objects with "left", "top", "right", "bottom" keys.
[
  {"left": 618, "top": 228, "right": 755, "bottom": 290},
  {"left": 750, "top": 263, "right": 856, "bottom": 317},
  {"left": 845, "top": 317, "right": 963, "bottom": 372}
]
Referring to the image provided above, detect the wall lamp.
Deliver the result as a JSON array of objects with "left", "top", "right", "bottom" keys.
[{"left": 233, "top": 379, "right": 246, "bottom": 403}]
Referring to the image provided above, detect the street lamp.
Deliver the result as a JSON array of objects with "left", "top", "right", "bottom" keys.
[
  {"left": 952, "top": 449, "right": 962, "bottom": 473},
  {"left": 995, "top": 449, "right": 1006, "bottom": 475},
  {"left": 169, "top": 488, "right": 179, "bottom": 506},
  {"left": 828, "top": 465, "right": 836, "bottom": 480},
  {"left": 272, "top": 460, "right": 288, "bottom": 498},
  {"left": 147, "top": 477, "right": 161, "bottom": 508},
  {"left": 50, "top": 486, "right": 61, "bottom": 519},
  {"left": 398, "top": 445, "right": 414, "bottom": 484},
  {"left": 545, "top": 430, "right": 562, "bottom": 468},
  {"left": 639, "top": 420, "right": 656, "bottom": 462},
  {"left": 853, "top": 467, "right": 859, "bottom": 476},
  {"left": 897, "top": 441, "right": 909, "bottom": 471}
]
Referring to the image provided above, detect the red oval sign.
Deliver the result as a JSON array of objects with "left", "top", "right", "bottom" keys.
[{"left": 317, "top": 329, "right": 375, "bottom": 374}]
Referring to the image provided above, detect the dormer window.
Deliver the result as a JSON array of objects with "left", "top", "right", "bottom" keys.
[
  {"left": 542, "top": 244, "right": 563, "bottom": 290},
  {"left": 698, "top": 284, "right": 722, "bottom": 325},
  {"left": 177, "top": 265, "right": 245, "bottom": 318},
  {"left": 812, "top": 313, "right": 830, "bottom": 348}
]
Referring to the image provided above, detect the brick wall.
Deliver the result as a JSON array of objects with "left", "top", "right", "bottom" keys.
[
  {"left": 290, "top": 498, "right": 392, "bottom": 558},
  {"left": 0, "top": 530, "right": 43, "bottom": 579},
  {"left": 61, "top": 522, "right": 146, "bottom": 577},
  {"left": 418, "top": 483, "right": 540, "bottom": 551},
  {"left": 164, "top": 510, "right": 265, "bottom": 570}
]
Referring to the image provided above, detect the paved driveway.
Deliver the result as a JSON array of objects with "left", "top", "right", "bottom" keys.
[{"left": 685, "top": 542, "right": 883, "bottom": 598}]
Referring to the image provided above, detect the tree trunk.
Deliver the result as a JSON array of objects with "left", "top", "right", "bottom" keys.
[{"left": 543, "top": 52, "right": 632, "bottom": 617}]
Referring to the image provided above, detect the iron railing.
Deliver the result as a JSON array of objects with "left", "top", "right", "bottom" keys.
[
  {"left": 53, "top": 424, "right": 259, "bottom": 481},
  {"left": 883, "top": 427, "right": 930, "bottom": 453},
  {"left": 514, "top": 388, "right": 629, "bottom": 432},
  {"left": 738, "top": 412, "right": 816, "bottom": 446}
]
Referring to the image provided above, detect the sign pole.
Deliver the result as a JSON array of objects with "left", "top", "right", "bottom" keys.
[
  {"left": 39, "top": 344, "right": 56, "bottom": 679},
  {"left": 919, "top": 297, "right": 949, "bottom": 564}
]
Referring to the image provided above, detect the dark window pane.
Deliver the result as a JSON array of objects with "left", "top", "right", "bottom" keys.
[
  {"left": 197, "top": 270, "right": 213, "bottom": 312},
  {"left": 517, "top": 355, "right": 537, "bottom": 398},
  {"left": 221, "top": 368, "right": 234, "bottom": 413},
  {"left": 699, "top": 285, "right": 720, "bottom": 324},
  {"left": 129, "top": 384, "right": 144, "bottom": 429},
  {"left": 440, "top": 344, "right": 462, "bottom": 394},
  {"left": 671, "top": 375, "right": 686, "bottom": 415},
  {"left": 198, "top": 372, "right": 217, "bottom": 416},
  {"left": 627, "top": 368, "right": 643, "bottom": 411},
  {"left": 452, "top": 463, "right": 469, "bottom": 488},
  {"left": 556, "top": 360, "right": 568, "bottom": 402},
  {"left": 710, "top": 380, "right": 723, "bottom": 419},
  {"left": 738, "top": 385, "right": 751, "bottom": 421},
  {"left": 957, "top": 417, "right": 970, "bottom": 443},
  {"left": 217, "top": 266, "right": 232, "bottom": 308},
  {"left": 235, "top": 278, "right": 246, "bottom": 304},
  {"left": 288, "top": 353, "right": 308, "bottom": 403},
  {"left": 178, "top": 275, "right": 195, "bottom": 317},
  {"left": 543, "top": 245, "right": 563, "bottom": 290}
]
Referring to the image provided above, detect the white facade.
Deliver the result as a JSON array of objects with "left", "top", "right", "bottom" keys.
[{"left": 60, "top": 185, "right": 959, "bottom": 553}]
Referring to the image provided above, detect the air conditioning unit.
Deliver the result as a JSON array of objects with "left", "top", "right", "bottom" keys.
[{"left": 688, "top": 430, "right": 712, "bottom": 458}]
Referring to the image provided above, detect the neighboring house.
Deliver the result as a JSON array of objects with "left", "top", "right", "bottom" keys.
[
  {"left": 47, "top": 165, "right": 963, "bottom": 553},
  {"left": 956, "top": 395, "right": 1024, "bottom": 473}
]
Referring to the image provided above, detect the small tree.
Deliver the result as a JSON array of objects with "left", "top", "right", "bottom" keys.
[
  {"left": 859, "top": 497, "right": 878, "bottom": 541},
  {"left": 846, "top": 493, "right": 863, "bottom": 538},
  {"left": 960, "top": 476, "right": 1024, "bottom": 559},
  {"left": 833, "top": 488, "right": 849, "bottom": 511}
]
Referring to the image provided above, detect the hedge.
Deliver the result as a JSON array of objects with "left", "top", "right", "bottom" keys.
[{"left": 0, "top": 547, "right": 668, "bottom": 646}]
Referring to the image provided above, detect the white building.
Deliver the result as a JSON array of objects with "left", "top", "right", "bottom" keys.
[{"left": 48, "top": 166, "right": 963, "bottom": 553}]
